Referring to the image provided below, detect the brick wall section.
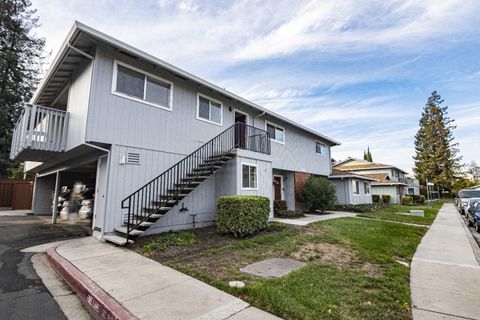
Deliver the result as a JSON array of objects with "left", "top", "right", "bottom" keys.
[{"left": 294, "top": 172, "right": 311, "bottom": 211}]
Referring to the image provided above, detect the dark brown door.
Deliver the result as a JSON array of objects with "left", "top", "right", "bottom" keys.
[
  {"left": 235, "top": 112, "right": 247, "bottom": 148},
  {"left": 273, "top": 176, "right": 282, "bottom": 201}
]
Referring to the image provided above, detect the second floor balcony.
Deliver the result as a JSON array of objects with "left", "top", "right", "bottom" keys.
[{"left": 10, "top": 104, "right": 69, "bottom": 161}]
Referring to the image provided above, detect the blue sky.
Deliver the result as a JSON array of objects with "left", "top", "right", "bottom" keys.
[{"left": 31, "top": 0, "right": 480, "bottom": 172}]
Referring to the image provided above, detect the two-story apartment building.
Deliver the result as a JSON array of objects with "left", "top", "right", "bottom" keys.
[
  {"left": 334, "top": 158, "right": 407, "bottom": 204},
  {"left": 10, "top": 22, "right": 340, "bottom": 245}
]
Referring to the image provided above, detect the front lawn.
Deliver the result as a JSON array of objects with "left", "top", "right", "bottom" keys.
[
  {"left": 358, "top": 200, "right": 448, "bottom": 226},
  {"left": 135, "top": 218, "right": 428, "bottom": 319}
]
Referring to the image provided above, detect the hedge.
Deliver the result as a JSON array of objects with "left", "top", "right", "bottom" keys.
[
  {"left": 275, "top": 210, "right": 305, "bottom": 218},
  {"left": 382, "top": 195, "right": 391, "bottom": 203},
  {"left": 216, "top": 196, "right": 270, "bottom": 237},
  {"left": 372, "top": 195, "right": 381, "bottom": 203},
  {"left": 412, "top": 195, "right": 425, "bottom": 204},
  {"left": 401, "top": 195, "right": 413, "bottom": 206},
  {"left": 299, "top": 176, "right": 336, "bottom": 212},
  {"left": 273, "top": 200, "right": 288, "bottom": 214}
]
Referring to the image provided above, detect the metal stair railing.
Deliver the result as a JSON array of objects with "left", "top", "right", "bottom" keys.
[{"left": 121, "top": 122, "right": 271, "bottom": 240}]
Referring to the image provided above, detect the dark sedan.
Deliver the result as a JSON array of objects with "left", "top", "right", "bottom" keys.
[{"left": 466, "top": 201, "right": 480, "bottom": 232}]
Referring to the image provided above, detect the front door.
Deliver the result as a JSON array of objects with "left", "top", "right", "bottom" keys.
[
  {"left": 234, "top": 111, "right": 247, "bottom": 148},
  {"left": 93, "top": 155, "right": 108, "bottom": 233},
  {"left": 273, "top": 176, "right": 282, "bottom": 201}
]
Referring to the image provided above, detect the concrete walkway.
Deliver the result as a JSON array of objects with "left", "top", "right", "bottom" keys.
[
  {"left": 271, "top": 211, "right": 357, "bottom": 226},
  {"left": 51, "top": 237, "right": 281, "bottom": 320},
  {"left": 411, "top": 203, "right": 480, "bottom": 320}
]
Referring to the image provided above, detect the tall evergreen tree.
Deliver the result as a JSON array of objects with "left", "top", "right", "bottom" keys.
[
  {"left": 363, "top": 149, "right": 367, "bottom": 161},
  {"left": 413, "top": 91, "right": 460, "bottom": 190},
  {"left": 367, "top": 146, "right": 372, "bottom": 162},
  {"left": 0, "top": 0, "right": 45, "bottom": 177}
]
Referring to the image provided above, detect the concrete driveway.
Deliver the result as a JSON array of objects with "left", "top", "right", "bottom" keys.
[{"left": 0, "top": 213, "right": 90, "bottom": 320}]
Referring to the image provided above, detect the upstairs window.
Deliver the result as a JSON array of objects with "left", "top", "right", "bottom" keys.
[
  {"left": 242, "top": 164, "right": 257, "bottom": 189},
  {"left": 197, "top": 94, "right": 223, "bottom": 125},
  {"left": 315, "top": 141, "right": 327, "bottom": 156},
  {"left": 113, "top": 61, "right": 173, "bottom": 110},
  {"left": 266, "top": 122, "right": 285, "bottom": 143}
]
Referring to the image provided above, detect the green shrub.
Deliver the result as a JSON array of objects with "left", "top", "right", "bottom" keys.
[
  {"left": 273, "top": 200, "right": 288, "bottom": 214},
  {"left": 382, "top": 195, "right": 391, "bottom": 203},
  {"left": 402, "top": 195, "right": 413, "bottom": 206},
  {"left": 299, "top": 176, "right": 336, "bottom": 212},
  {"left": 412, "top": 195, "right": 425, "bottom": 204},
  {"left": 332, "top": 202, "right": 390, "bottom": 213},
  {"left": 142, "top": 230, "right": 197, "bottom": 254},
  {"left": 216, "top": 196, "right": 270, "bottom": 237},
  {"left": 275, "top": 210, "right": 305, "bottom": 218},
  {"left": 372, "top": 195, "right": 380, "bottom": 203}
]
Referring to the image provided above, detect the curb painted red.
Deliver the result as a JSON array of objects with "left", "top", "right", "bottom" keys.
[{"left": 46, "top": 247, "right": 137, "bottom": 320}]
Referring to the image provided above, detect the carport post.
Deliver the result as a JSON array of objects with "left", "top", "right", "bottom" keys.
[{"left": 51, "top": 171, "right": 61, "bottom": 224}]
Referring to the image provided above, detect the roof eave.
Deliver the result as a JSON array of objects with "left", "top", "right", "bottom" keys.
[{"left": 61, "top": 21, "right": 341, "bottom": 146}]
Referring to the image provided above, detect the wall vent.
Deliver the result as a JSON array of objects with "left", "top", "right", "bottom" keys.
[{"left": 126, "top": 153, "right": 140, "bottom": 165}]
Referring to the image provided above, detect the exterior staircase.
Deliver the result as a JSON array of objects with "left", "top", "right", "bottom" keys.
[{"left": 103, "top": 123, "right": 270, "bottom": 245}]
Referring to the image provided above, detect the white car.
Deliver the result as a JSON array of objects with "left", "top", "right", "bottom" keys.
[{"left": 457, "top": 189, "right": 480, "bottom": 214}]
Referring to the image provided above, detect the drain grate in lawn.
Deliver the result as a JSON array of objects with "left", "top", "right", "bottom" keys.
[{"left": 131, "top": 219, "right": 426, "bottom": 320}]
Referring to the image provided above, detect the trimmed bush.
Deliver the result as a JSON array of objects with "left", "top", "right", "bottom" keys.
[
  {"left": 216, "top": 196, "right": 270, "bottom": 237},
  {"left": 275, "top": 210, "right": 305, "bottom": 218},
  {"left": 412, "top": 195, "right": 425, "bottom": 204},
  {"left": 299, "top": 176, "right": 336, "bottom": 212},
  {"left": 273, "top": 200, "right": 288, "bottom": 214},
  {"left": 372, "top": 195, "right": 381, "bottom": 203},
  {"left": 332, "top": 202, "right": 390, "bottom": 213},
  {"left": 402, "top": 195, "right": 413, "bottom": 206},
  {"left": 382, "top": 195, "right": 391, "bottom": 203}
]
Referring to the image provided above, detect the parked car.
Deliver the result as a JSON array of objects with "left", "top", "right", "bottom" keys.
[
  {"left": 456, "top": 190, "right": 480, "bottom": 214},
  {"left": 466, "top": 202, "right": 480, "bottom": 232}
]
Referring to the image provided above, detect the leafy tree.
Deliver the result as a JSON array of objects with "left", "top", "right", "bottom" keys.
[
  {"left": 413, "top": 91, "right": 460, "bottom": 190},
  {"left": 0, "top": 0, "right": 45, "bottom": 177},
  {"left": 298, "top": 176, "right": 336, "bottom": 212}
]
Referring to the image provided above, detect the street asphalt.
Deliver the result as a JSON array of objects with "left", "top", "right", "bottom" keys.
[{"left": 0, "top": 214, "right": 90, "bottom": 320}]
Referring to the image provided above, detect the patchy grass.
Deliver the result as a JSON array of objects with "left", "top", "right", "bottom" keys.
[
  {"left": 137, "top": 217, "right": 429, "bottom": 319},
  {"left": 142, "top": 230, "right": 197, "bottom": 254},
  {"left": 358, "top": 200, "right": 449, "bottom": 226}
]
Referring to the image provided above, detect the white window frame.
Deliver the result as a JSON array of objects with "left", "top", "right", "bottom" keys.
[
  {"left": 315, "top": 140, "right": 327, "bottom": 156},
  {"left": 111, "top": 60, "right": 173, "bottom": 111},
  {"left": 241, "top": 162, "right": 258, "bottom": 190},
  {"left": 353, "top": 180, "right": 360, "bottom": 194},
  {"left": 265, "top": 121, "right": 285, "bottom": 144},
  {"left": 233, "top": 108, "right": 250, "bottom": 125},
  {"left": 364, "top": 182, "right": 370, "bottom": 194},
  {"left": 196, "top": 93, "right": 223, "bottom": 126}
]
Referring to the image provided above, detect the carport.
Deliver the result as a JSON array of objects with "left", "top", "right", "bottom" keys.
[{"left": 28, "top": 145, "right": 109, "bottom": 237}]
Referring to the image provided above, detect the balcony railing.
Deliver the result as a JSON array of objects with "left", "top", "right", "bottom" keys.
[{"left": 10, "top": 104, "right": 69, "bottom": 161}]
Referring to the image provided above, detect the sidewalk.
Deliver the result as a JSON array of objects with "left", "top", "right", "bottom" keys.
[
  {"left": 48, "top": 237, "right": 281, "bottom": 320},
  {"left": 411, "top": 203, "right": 480, "bottom": 320}
]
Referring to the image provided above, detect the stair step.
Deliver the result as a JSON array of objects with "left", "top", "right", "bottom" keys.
[
  {"left": 158, "top": 193, "right": 189, "bottom": 199},
  {"left": 186, "top": 172, "right": 213, "bottom": 177},
  {"left": 124, "top": 219, "right": 156, "bottom": 226},
  {"left": 198, "top": 164, "right": 222, "bottom": 169},
  {"left": 104, "top": 234, "right": 133, "bottom": 245},
  {"left": 151, "top": 199, "right": 178, "bottom": 206},
  {"left": 168, "top": 188, "right": 195, "bottom": 193},
  {"left": 175, "top": 182, "right": 201, "bottom": 188},
  {"left": 143, "top": 206, "right": 172, "bottom": 212},
  {"left": 182, "top": 176, "right": 209, "bottom": 181},
  {"left": 204, "top": 159, "right": 229, "bottom": 164},
  {"left": 114, "top": 226, "right": 143, "bottom": 236}
]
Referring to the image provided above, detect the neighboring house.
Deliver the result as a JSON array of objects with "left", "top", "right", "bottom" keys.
[
  {"left": 405, "top": 173, "right": 420, "bottom": 196},
  {"left": 328, "top": 169, "right": 376, "bottom": 205},
  {"left": 334, "top": 158, "right": 407, "bottom": 204},
  {"left": 9, "top": 22, "right": 340, "bottom": 245}
]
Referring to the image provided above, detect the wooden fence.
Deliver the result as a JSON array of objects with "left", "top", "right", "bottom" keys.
[{"left": 0, "top": 179, "right": 34, "bottom": 210}]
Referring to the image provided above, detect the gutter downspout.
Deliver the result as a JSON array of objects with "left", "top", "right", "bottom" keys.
[{"left": 253, "top": 111, "right": 266, "bottom": 126}]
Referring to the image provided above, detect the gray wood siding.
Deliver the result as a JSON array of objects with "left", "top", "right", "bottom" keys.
[
  {"left": 65, "top": 59, "right": 92, "bottom": 151},
  {"left": 254, "top": 115, "right": 332, "bottom": 176},
  {"left": 104, "top": 145, "right": 240, "bottom": 233},
  {"left": 86, "top": 47, "right": 332, "bottom": 176}
]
